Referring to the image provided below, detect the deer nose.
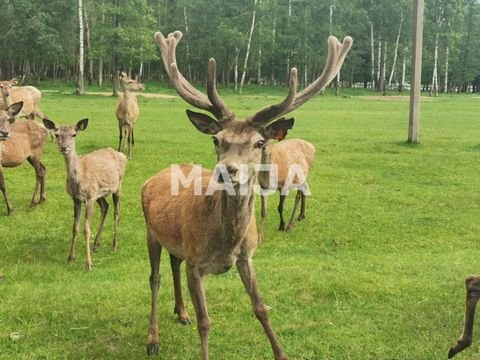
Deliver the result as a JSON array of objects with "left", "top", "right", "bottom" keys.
[
  {"left": 226, "top": 165, "right": 238, "bottom": 177},
  {"left": 0, "top": 129, "right": 9, "bottom": 138}
]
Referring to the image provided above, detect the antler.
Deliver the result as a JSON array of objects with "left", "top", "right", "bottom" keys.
[
  {"left": 154, "top": 31, "right": 234, "bottom": 122},
  {"left": 247, "top": 35, "right": 353, "bottom": 126}
]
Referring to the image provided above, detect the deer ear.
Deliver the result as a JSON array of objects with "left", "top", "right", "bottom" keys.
[
  {"left": 42, "top": 118, "right": 57, "bottom": 131},
  {"left": 75, "top": 118, "right": 89, "bottom": 131},
  {"left": 7, "top": 101, "right": 23, "bottom": 117},
  {"left": 263, "top": 117, "right": 294, "bottom": 140},
  {"left": 186, "top": 110, "right": 222, "bottom": 135}
]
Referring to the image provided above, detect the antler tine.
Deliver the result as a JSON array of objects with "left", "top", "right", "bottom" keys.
[
  {"left": 207, "top": 58, "right": 234, "bottom": 121},
  {"left": 247, "top": 67, "right": 298, "bottom": 126},
  {"left": 246, "top": 35, "right": 353, "bottom": 126},
  {"left": 291, "top": 36, "right": 353, "bottom": 109}
]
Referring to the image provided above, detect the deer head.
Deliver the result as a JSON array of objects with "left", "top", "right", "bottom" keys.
[
  {"left": 154, "top": 31, "right": 352, "bottom": 186},
  {"left": 119, "top": 72, "right": 145, "bottom": 92},
  {"left": 42, "top": 118, "right": 89, "bottom": 155},
  {"left": 0, "top": 102, "right": 23, "bottom": 139}
]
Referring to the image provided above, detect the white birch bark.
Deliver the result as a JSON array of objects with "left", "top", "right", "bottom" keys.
[
  {"left": 370, "top": 21, "right": 375, "bottom": 89},
  {"left": 239, "top": 0, "right": 257, "bottom": 94},
  {"left": 430, "top": 33, "right": 439, "bottom": 96},
  {"left": 388, "top": 11, "right": 404, "bottom": 88},
  {"left": 234, "top": 47, "right": 239, "bottom": 91},
  {"left": 183, "top": 6, "right": 191, "bottom": 81},
  {"left": 443, "top": 45, "right": 449, "bottom": 93},
  {"left": 78, "top": 0, "right": 85, "bottom": 95}
]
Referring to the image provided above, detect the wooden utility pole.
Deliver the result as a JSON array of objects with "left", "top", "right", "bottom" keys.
[{"left": 408, "top": 0, "right": 424, "bottom": 143}]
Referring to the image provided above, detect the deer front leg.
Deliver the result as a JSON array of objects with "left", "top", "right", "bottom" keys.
[
  {"left": 68, "top": 199, "right": 82, "bottom": 263},
  {"left": 0, "top": 167, "right": 13, "bottom": 215},
  {"left": 170, "top": 253, "right": 191, "bottom": 324},
  {"left": 83, "top": 198, "right": 94, "bottom": 271},
  {"left": 236, "top": 257, "right": 286, "bottom": 360},
  {"left": 118, "top": 123, "right": 124, "bottom": 152},
  {"left": 93, "top": 197, "right": 109, "bottom": 252},
  {"left": 277, "top": 194, "right": 286, "bottom": 231},
  {"left": 186, "top": 264, "right": 210, "bottom": 360},
  {"left": 126, "top": 124, "right": 133, "bottom": 159},
  {"left": 449, "top": 276, "right": 480, "bottom": 358},
  {"left": 146, "top": 229, "right": 162, "bottom": 356}
]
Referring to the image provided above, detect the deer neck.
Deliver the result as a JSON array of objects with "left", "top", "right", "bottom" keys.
[
  {"left": 216, "top": 175, "right": 256, "bottom": 244},
  {"left": 62, "top": 147, "right": 81, "bottom": 186},
  {"left": 123, "top": 89, "right": 136, "bottom": 102},
  {"left": 1, "top": 92, "right": 10, "bottom": 108}
]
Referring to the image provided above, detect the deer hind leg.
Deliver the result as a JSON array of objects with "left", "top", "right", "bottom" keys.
[
  {"left": 186, "top": 264, "right": 210, "bottom": 360},
  {"left": 68, "top": 199, "right": 82, "bottom": 263},
  {"left": 169, "top": 253, "right": 191, "bottom": 324},
  {"left": 449, "top": 276, "right": 480, "bottom": 358},
  {"left": 26, "top": 156, "right": 45, "bottom": 207},
  {"left": 93, "top": 197, "right": 109, "bottom": 252},
  {"left": 286, "top": 190, "right": 302, "bottom": 232},
  {"left": 297, "top": 191, "right": 306, "bottom": 221},
  {"left": 83, "top": 198, "right": 94, "bottom": 271},
  {"left": 277, "top": 194, "right": 286, "bottom": 231},
  {"left": 236, "top": 257, "right": 286, "bottom": 360},
  {"left": 0, "top": 167, "right": 13, "bottom": 215},
  {"left": 146, "top": 229, "right": 162, "bottom": 356},
  {"left": 112, "top": 192, "right": 120, "bottom": 251},
  {"left": 259, "top": 194, "right": 267, "bottom": 243}
]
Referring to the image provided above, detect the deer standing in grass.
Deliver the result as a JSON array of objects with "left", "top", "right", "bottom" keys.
[
  {"left": 448, "top": 276, "right": 480, "bottom": 358},
  {"left": 0, "top": 78, "right": 45, "bottom": 120},
  {"left": 42, "top": 118, "right": 127, "bottom": 271},
  {"left": 259, "top": 137, "right": 315, "bottom": 237},
  {"left": 115, "top": 72, "right": 144, "bottom": 159},
  {"left": 142, "top": 30, "right": 352, "bottom": 359},
  {"left": 0, "top": 101, "right": 48, "bottom": 215}
]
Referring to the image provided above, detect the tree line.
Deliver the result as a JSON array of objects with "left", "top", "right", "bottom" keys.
[{"left": 0, "top": 0, "right": 479, "bottom": 94}]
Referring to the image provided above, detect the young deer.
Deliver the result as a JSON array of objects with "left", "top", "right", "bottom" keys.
[
  {"left": 259, "top": 138, "right": 315, "bottom": 237},
  {"left": 142, "top": 30, "right": 352, "bottom": 359},
  {"left": 448, "top": 276, "right": 480, "bottom": 358},
  {"left": 0, "top": 101, "right": 48, "bottom": 215},
  {"left": 0, "top": 78, "right": 45, "bottom": 120},
  {"left": 43, "top": 118, "right": 127, "bottom": 271},
  {"left": 115, "top": 72, "right": 144, "bottom": 159}
]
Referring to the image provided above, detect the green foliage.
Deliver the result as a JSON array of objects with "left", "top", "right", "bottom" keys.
[{"left": 0, "top": 89, "right": 480, "bottom": 358}]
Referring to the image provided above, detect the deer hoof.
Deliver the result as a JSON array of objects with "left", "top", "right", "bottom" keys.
[
  {"left": 146, "top": 343, "right": 159, "bottom": 356},
  {"left": 179, "top": 317, "right": 192, "bottom": 325}
]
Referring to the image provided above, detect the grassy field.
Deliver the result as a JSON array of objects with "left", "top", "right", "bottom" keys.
[{"left": 0, "top": 87, "right": 479, "bottom": 359}]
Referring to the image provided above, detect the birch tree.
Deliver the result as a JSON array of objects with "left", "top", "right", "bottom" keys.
[
  {"left": 239, "top": 0, "right": 257, "bottom": 94},
  {"left": 77, "top": 0, "right": 85, "bottom": 95}
]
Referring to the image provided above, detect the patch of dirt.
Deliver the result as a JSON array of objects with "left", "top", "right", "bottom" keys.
[
  {"left": 358, "top": 95, "right": 435, "bottom": 102},
  {"left": 84, "top": 91, "right": 177, "bottom": 99}
]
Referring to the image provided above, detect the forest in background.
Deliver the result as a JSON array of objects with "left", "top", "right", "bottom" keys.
[{"left": 0, "top": 0, "right": 479, "bottom": 94}]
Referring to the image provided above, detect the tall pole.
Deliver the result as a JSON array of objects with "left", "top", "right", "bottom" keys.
[{"left": 408, "top": 0, "right": 424, "bottom": 143}]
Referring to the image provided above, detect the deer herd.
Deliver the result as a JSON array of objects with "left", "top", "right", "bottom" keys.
[{"left": 0, "top": 28, "right": 477, "bottom": 360}]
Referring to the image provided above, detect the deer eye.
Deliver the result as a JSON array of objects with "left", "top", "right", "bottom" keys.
[
  {"left": 255, "top": 139, "right": 266, "bottom": 149},
  {"left": 212, "top": 137, "right": 219, "bottom": 146},
  {"left": 72, "top": 133, "right": 77, "bottom": 138}
]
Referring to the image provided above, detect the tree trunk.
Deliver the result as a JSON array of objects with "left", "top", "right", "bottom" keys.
[
  {"left": 400, "top": 47, "right": 406, "bottom": 92},
  {"left": 388, "top": 11, "right": 404, "bottom": 88},
  {"left": 430, "top": 33, "right": 439, "bottom": 97},
  {"left": 443, "top": 45, "right": 449, "bottom": 93},
  {"left": 183, "top": 6, "right": 192, "bottom": 81},
  {"left": 77, "top": 0, "right": 85, "bottom": 95},
  {"left": 234, "top": 47, "right": 239, "bottom": 91},
  {"left": 378, "top": 40, "right": 386, "bottom": 93},
  {"left": 83, "top": 2, "right": 93, "bottom": 86},
  {"left": 376, "top": 36, "right": 381, "bottom": 89},
  {"left": 370, "top": 21, "right": 375, "bottom": 89},
  {"left": 239, "top": 0, "right": 257, "bottom": 94}
]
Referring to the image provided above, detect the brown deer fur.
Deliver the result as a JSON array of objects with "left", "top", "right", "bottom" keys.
[
  {"left": 142, "top": 30, "right": 352, "bottom": 359},
  {"left": 43, "top": 118, "right": 127, "bottom": 271},
  {"left": 115, "top": 72, "right": 144, "bottom": 159},
  {"left": 0, "top": 79, "right": 45, "bottom": 120},
  {"left": 0, "top": 101, "right": 47, "bottom": 215},
  {"left": 448, "top": 276, "right": 480, "bottom": 358},
  {"left": 260, "top": 138, "right": 315, "bottom": 236}
]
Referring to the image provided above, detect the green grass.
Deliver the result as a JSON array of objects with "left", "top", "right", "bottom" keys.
[{"left": 1, "top": 88, "right": 480, "bottom": 359}]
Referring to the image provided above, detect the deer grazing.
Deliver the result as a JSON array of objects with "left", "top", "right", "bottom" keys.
[
  {"left": 142, "top": 30, "right": 352, "bottom": 359},
  {"left": 259, "top": 137, "right": 315, "bottom": 237},
  {"left": 0, "top": 78, "right": 45, "bottom": 120},
  {"left": 0, "top": 101, "right": 48, "bottom": 215},
  {"left": 115, "top": 72, "right": 144, "bottom": 159},
  {"left": 42, "top": 118, "right": 127, "bottom": 271},
  {"left": 448, "top": 276, "right": 480, "bottom": 358}
]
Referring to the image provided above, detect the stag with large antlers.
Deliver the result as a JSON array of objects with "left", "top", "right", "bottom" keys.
[{"left": 143, "top": 30, "right": 352, "bottom": 359}]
